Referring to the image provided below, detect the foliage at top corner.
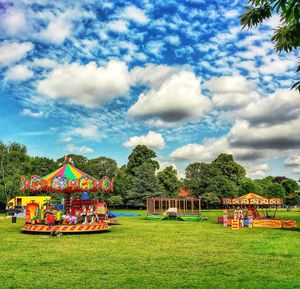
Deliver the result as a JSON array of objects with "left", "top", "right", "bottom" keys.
[{"left": 240, "top": 0, "right": 300, "bottom": 91}]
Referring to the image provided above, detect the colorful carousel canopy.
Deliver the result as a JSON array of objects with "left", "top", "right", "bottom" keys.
[
  {"left": 20, "top": 163, "right": 113, "bottom": 193},
  {"left": 222, "top": 193, "right": 282, "bottom": 206}
]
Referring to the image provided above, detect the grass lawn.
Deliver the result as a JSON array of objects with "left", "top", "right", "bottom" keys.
[{"left": 0, "top": 210, "right": 299, "bottom": 289}]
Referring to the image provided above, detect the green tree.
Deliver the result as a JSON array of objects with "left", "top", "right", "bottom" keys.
[
  {"left": 212, "top": 154, "right": 246, "bottom": 185},
  {"left": 56, "top": 154, "right": 88, "bottom": 171},
  {"left": 107, "top": 195, "right": 123, "bottom": 208},
  {"left": 127, "top": 145, "right": 159, "bottom": 175},
  {"left": 0, "top": 142, "right": 31, "bottom": 203},
  {"left": 206, "top": 175, "right": 239, "bottom": 198},
  {"left": 86, "top": 157, "right": 118, "bottom": 178},
  {"left": 184, "top": 162, "right": 221, "bottom": 195},
  {"left": 266, "top": 182, "right": 286, "bottom": 199},
  {"left": 241, "top": 0, "right": 300, "bottom": 91},
  {"left": 126, "top": 163, "right": 162, "bottom": 207},
  {"left": 239, "top": 178, "right": 264, "bottom": 196},
  {"left": 29, "top": 156, "right": 57, "bottom": 176},
  {"left": 157, "top": 166, "right": 180, "bottom": 197},
  {"left": 201, "top": 192, "right": 220, "bottom": 210},
  {"left": 125, "top": 146, "right": 161, "bottom": 207},
  {"left": 281, "top": 178, "right": 298, "bottom": 194}
]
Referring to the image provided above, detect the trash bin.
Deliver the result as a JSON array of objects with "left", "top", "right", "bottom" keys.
[{"left": 12, "top": 216, "right": 17, "bottom": 223}]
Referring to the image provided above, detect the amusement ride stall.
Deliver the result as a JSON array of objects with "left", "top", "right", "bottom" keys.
[
  {"left": 221, "top": 193, "right": 297, "bottom": 229},
  {"left": 20, "top": 156, "right": 114, "bottom": 234}
]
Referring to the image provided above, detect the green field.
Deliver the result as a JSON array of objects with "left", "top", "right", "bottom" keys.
[{"left": 0, "top": 210, "right": 299, "bottom": 289}]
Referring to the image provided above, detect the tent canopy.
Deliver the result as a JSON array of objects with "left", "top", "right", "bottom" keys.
[{"left": 222, "top": 192, "right": 282, "bottom": 206}]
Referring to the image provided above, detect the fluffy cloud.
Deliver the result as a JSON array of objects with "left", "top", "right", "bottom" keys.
[
  {"left": 37, "top": 60, "right": 130, "bottom": 108},
  {"left": 40, "top": 14, "right": 72, "bottom": 44},
  {"left": 285, "top": 154, "right": 300, "bottom": 167},
  {"left": 130, "top": 64, "right": 181, "bottom": 89},
  {"left": 107, "top": 20, "right": 128, "bottom": 33},
  {"left": 123, "top": 131, "right": 165, "bottom": 149},
  {"left": 6, "top": 65, "right": 33, "bottom": 81},
  {"left": 121, "top": 6, "right": 148, "bottom": 24},
  {"left": 239, "top": 89, "right": 300, "bottom": 126},
  {"left": 21, "top": 108, "right": 43, "bottom": 118},
  {"left": 31, "top": 58, "right": 58, "bottom": 68},
  {"left": 228, "top": 119, "right": 300, "bottom": 150},
  {"left": 259, "top": 54, "right": 297, "bottom": 75},
  {"left": 170, "top": 137, "right": 263, "bottom": 162},
  {"left": 128, "top": 70, "right": 211, "bottom": 124},
  {"left": 206, "top": 75, "right": 258, "bottom": 109},
  {"left": 165, "top": 35, "right": 181, "bottom": 46},
  {"left": 245, "top": 163, "right": 270, "bottom": 178},
  {"left": 66, "top": 144, "right": 94, "bottom": 154},
  {"left": 0, "top": 8, "right": 27, "bottom": 36},
  {"left": 70, "top": 125, "right": 101, "bottom": 140},
  {"left": 0, "top": 41, "right": 34, "bottom": 66},
  {"left": 285, "top": 154, "right": 300, "bottom": 174}
]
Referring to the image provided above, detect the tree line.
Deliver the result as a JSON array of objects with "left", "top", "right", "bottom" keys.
[{"left": 0, "top": 141, "right": 299, "bottom": 209}]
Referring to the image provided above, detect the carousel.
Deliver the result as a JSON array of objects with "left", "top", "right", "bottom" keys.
[
  {"left": 220, "top": 193, "right": 297, "bottom": 229},
  {"left": 20, "top": 156, "right": 114, "bottom": 234}
]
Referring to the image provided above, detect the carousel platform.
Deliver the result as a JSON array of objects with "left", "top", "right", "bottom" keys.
[{"left": 22, "top": 223, "right": 110, "bottom": 233}]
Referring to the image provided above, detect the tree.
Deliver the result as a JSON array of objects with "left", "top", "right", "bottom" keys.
[
  {"left": 184, "top": 162, "right": 221, "bottom": 195},
  {"left": 125, "top": 146, "right": 161, "bottom": 207},
  {"left": 212, "top": 154, "right": 246, "bottom": 185},
  {"left": 127, "top": 145, "right": 159, "bottom": 175},
  {"left": 107, "top": 195, "right": 123, "bottom": 208},
  {"left": 56, "top": 154, "right": 88, "bottom": 171},
  {"left": 29, "top": 156, "right": 57, "bottom": 176},
  {"left": 241, "top": 0, "right": 300, "bottom": 91},
  {"left": 206, "top": 175, "right": 239, "bottom": 198},
  {"left": 86, "top": 157, "right": 118, "bottom": 178},
  {"left": 157, "top": 166, "right": 180, "bottom": 197},
  {"left": 0, "top": 142, "right": 31, "bottom": 203},
  {"left": 239, "top": 178, "right": 264, "bottom": 196},
  {"left": 201, "top": 192, "right": 220, "bottom": 210},
  {"left": 266, "top": 182, "right": 286, "bottom": 199},
  {"left": 281, "top": 178, "right": 298, "bottom": 194},
  {"left": 126, "top": 163, "right": 162, "bottom": 207}
]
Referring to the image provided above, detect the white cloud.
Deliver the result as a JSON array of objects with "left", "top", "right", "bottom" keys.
[
  {"left": 285, "top": 154, "right": 300, "bottom": 167},
  {"left": 228, "top": 119, "right": 300, "bottom": 150},
  {"left": 123, "top": 131, "right": 165, "bottom": 149},
  {"left": 66, "top": 144, "right": 94, "bottom": 154},
  {"left": 130, "top": 64, "right": 181, "bottom": 89},
  {"left": 245, "top": 163, "right": 270, "bottom": 178},
  {"left": 0, "top": 41, "right": 34, "bottom": 66},
  {"left": 107, "top": 20, "right": 128, "bottom": 33},
  {"left": 0, "top": 8, "right": 27, "bottom": 36},
  {"left": 6, "top": 65, "right": 33, "bottom": 81},
  {"left": 165, "top": 35, "right": 181, "bottom": 46},
  {"left": 239, "top": 89, "right": 300, "bottom": 125},
  {"left": 170, "top": 137, "right": 264, "bottom": 163},
  {"left": 206, "top": 75, "right": 258, "bottom": 109},
  {"left": 60, "top": 137, "right": 72, "bottom": 143},
  {"left": 259, "top": 54, "right": 297, "bottom": 75},
  {"left": 146, "top": 40, "right": 165, "bottom": 56},
  {"left": 128, "top": 70, "right": 211, "bottom": 124},
  {"left": 122, "top": 6, "right": 148, "bottom": 24},
  {"left": 21, "top": 108, "right": 43, "bottom": 118},
  {"left": 37, "top": 60, "right": 130, "bottom": 108},
  {"left": 263, "top": 14, "right": 282, "bottom": 29},
  {"left": 41, "top": 14, "right": 71, "bottom": 44},
  {"left": 70, "top": 125, "right": 101, "bottom": 140},
  {"left": 31, "top": 58, "right": 58, "bottom": 68},
  {"left": 224, "top": 10, "right": 239, "bottom": 18}
]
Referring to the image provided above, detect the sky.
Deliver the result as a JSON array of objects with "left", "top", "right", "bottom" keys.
[{"left": 0, "top": 0, "right": 299, "bottom": 180}]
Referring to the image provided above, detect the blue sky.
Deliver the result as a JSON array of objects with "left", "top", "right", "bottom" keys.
[{"left": 0, "top": 0, "right": 299, "bottom": 179}]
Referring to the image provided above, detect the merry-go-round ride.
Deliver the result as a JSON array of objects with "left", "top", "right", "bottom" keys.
[
  {"left": 219, "top": 193, "right": 297, "bottom": 229},
  {"left": 19, "top": 156, "right": 115, "bottom": 234}
]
